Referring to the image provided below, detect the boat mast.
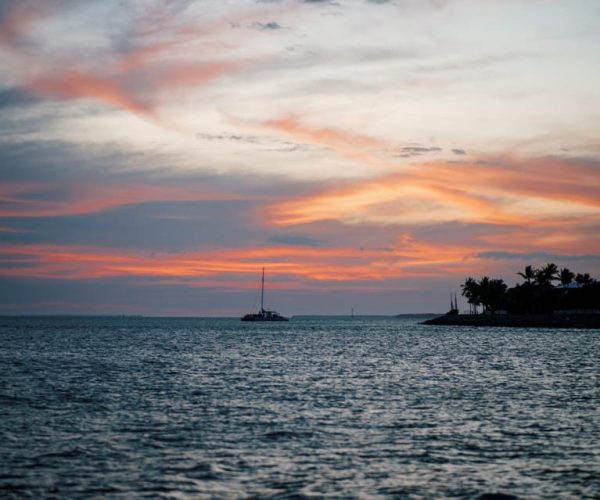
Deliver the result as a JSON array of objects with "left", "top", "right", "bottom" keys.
[{"left": 261, "top": 267, "right": 265, "bottom": 312}]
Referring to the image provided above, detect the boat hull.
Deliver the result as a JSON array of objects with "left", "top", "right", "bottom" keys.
[{"left": 241, "top": 311, "right": 289, "bottom": 322}]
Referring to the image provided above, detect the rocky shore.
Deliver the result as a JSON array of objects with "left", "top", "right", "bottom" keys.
[{"left": 422, "top": 313, "right": 600, "bottom": 329}]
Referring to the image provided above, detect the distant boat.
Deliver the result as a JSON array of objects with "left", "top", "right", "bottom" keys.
[{"left": 241, "top": 268, "right": 289, "bottom": 322}]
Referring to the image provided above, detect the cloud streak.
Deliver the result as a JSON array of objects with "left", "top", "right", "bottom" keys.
[
  {"left": 247, "top": 116, "right": 599, "bottom": 230},
  {"left": 0, "top": 234, "right": 483, "bottom": 285},
  {"left": 267, "top": 155, "right": 600, "bottom": 227},
  {"left": 0, "top": 179, "right": 254, "bottom": 218},
  {"left": 2, "top": 1, "right": 293, "bottom": 126}
]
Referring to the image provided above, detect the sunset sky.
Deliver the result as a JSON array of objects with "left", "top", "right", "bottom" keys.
[{"left": 1, "top": 0, "right": 599, "bottom": 315}]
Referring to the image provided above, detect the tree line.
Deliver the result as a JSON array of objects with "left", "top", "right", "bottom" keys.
[{"left": 460, "top": 263, "right": 599, "bottom": 314}]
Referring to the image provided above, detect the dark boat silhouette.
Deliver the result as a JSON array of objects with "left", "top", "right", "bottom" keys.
[{"left": 241, "top": 268, "right": 289, "bottom": 322}]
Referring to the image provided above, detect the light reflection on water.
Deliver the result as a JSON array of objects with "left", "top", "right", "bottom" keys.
[{"left": 0, "top": 316, "right": 598, "bottom": 498}]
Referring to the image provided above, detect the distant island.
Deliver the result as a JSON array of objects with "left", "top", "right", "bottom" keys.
[{"left": 423, "top": 263, "right": 600, "bottom": 329}]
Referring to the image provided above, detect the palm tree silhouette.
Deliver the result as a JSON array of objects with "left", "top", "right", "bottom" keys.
[
  {"left": 575, "top": 273, "right": 594, "bottom": 286},
  {"left": 452, "top": 265, "right": 598, "bottom": 317},
  {"left": 478, "top": 276, "right": 507, "bottom": 313},
  {"left": 461, "top": 276, "right": 507, "bottom": 314},
  {"left": 559, "top": 268, "right": 575, "bottom": 286},
  {"left": 517, "top": 265, "right": 536, "bottom": 284},
  {"left": 461, "top": 277, "right": 480, "bottom": 314},
  {"left": 535, "top": 262, "right": 559, "bottom": 286}
]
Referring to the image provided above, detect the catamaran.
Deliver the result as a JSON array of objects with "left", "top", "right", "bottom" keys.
[{"left": 241, "top": 268, "right": 289, "bottom": 322}]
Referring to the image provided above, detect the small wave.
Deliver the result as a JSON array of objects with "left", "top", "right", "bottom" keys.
[
  {"left": 0, "top": 394, "right": 29, "bottom": 405},
  {"left": 260, "top": 479, "right": 311, "bottom": 500},
  {"left": 0, "top": 482, "right": 28, "bottom": 492},
  {"left": 37, "top": 447, "right": 86, "bottom": 461},
  {"left": 168, "top": 462, "right": 225, "bottom": 480},
  {"left": 262, "top": 430, "right": 314, "bottom": 441}
]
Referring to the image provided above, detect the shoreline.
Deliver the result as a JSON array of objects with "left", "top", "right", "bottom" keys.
[{"left": 422, "top": 313, "right": 600, "bottom": 329}]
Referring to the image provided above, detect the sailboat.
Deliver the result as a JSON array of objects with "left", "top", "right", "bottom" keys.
[{"left": 241, "top": 268, "right": 289, "bottom": 322}]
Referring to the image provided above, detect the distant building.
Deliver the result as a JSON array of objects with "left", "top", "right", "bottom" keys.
[{"left": 556, "top": 282, "right": 582, "bottom": 289}]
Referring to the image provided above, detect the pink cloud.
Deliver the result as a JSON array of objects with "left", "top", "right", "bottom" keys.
[
  {"left": 0, "top": 1, "right": 44, "bottom": 46},
  {"left": 5, "top": 2, "right": 288, "bottom": 125},
  {"left": 28, "top": 71, "right": 155, "bottom": 118}
]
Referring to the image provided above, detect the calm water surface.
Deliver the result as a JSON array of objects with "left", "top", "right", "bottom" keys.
[{"left": 1, "top": 316, "right": 598, "bottom": 498}]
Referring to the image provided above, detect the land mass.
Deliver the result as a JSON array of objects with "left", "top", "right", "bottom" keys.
[{"left": 422, "top": 312, "right": 600, "bottom": 329}]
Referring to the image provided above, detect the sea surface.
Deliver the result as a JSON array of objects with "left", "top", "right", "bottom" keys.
[{"left": 0, "top": 316, "right": 598, "bottom": 499}]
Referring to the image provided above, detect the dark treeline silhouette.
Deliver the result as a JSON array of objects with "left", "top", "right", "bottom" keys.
[{"left": 461, "top": 263, "right": 600, "bottom": 314}]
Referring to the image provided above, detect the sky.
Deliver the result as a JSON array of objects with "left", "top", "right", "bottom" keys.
[{"left": 0, "top": 0, "right": 599, "bottom": 316}]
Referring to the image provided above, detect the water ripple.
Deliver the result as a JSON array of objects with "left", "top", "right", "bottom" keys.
[{"left": 0, "top": 316, "right": 599, "bottom": 498}]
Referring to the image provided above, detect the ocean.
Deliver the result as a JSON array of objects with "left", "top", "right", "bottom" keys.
[{"left": 1, "top": 316, "right": 598, "bottom": 498}]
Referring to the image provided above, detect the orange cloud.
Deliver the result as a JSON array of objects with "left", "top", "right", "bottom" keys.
[
  {"left": 250, "top": 116, "right": 599, "bottom": 230},
  {"left": 0, "top": 236, "right": 485, "bottom": 285},
  {"left": 233, "top": 115, "right": 398, "bottom": 168},
  {"left": 267, "top": 172, "right": 525, "bottom": 227},
  {"left": 157, "top": 60, "right": 246, "bottom": 89},
  {"left": 266, "top": 152, "right": 600, "bottom": 228},
  {"left": 2, "top": 229, "right": 595, "bottom": 295},
  {"left": 263, "top": 116, "right": 388, "bottom": 151}
]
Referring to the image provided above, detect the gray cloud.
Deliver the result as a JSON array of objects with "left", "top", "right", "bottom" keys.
[
  {"left": 196, "top": 132, "right": 263, "bottom": 143},
  {"left": 0, "top": 138, "right": 335, "bottom": 254},
  {"left": 0, "top": 88, "right": 41, "bottom": 110},
  {"left": 0, "top": 276, "right": 261, "bottom": 316},
  {"left": 196, "top": 131, "right": 314, "bottom": 153},
  {"left": 0, "top": 140, "right": 159, "bottom": 183},
  {"left": 414, "top": 51, "right": 535, "bottom": 75},
  {"left": 452, "top": 148, "right": 467, "bottom": 155},
  {"left": 402, "top": 146, "right": 442, "bottom": 154},
  {"left": 1, "top": 200, "right": 263, "bottom": 252},
  {"left": 0, "top": 274, "right": 451, "bottom": 316},
  {"left": 478, "top": 251, "right": 600, "bottom": 262},
  {"left": 267, "top": 234, "right": 325, "bottom": 247},
  {"left": 395, "top": 145, "right": 442, "bottom": 157},
  {"left": 259, "top": 143, "right": 313, "bottom": 153},
  {"left": 255, "top": 46, "right": 429, "bottom": 99},
  {"left": 253, "top": 21, "right": 283, "bottom": 30}
]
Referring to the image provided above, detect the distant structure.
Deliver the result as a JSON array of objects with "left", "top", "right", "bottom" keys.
[{"left": 448, "top": 293, "right": 459, "bottom": 315}]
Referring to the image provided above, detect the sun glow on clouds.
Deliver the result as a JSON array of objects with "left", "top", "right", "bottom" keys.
[
  {"left": 0, "top": 0, "right": 599, "bottom": 314},
  {"left": 0, "top": 236, "right": 485, "bottom": 285},
  {"left": 266, "top": 154, "right": 600, "bottom": 227}
]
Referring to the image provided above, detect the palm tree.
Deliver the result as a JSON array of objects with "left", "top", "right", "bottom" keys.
[
  {"left": 535, "top": 262, "right": 559, "bottom": 286},
  {"left": 559, "top": 268, "right": 575, "bottom": 287},
  {"left": 461, "top": 277, "right": 481, "bottom": 314},
  {"left": 517, "top": 265, "right": 536, "bottom": 285},
  {"left": 575, "top": 273, "right": 595, "bottom": 286},
  {"left": 478, "top": 277, "right": 507, "bottom": 313}
]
